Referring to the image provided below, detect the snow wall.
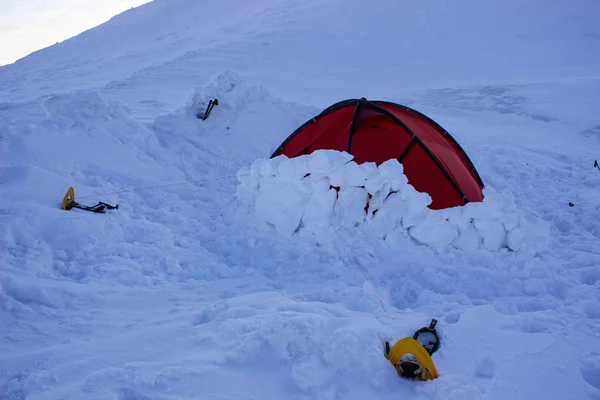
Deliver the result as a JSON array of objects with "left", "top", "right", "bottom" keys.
[{"left": 237, "top": 150, "right": 549, "bottom": 253}]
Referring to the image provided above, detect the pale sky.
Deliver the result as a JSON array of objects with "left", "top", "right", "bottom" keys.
[{"left": 0, "top": 0, "right": 151, "bottom": 66}]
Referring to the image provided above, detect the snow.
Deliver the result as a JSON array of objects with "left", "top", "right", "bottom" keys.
[
  {"left": 1, "top": 0, "right": 600, "bottom": 399},
  {"left": 237, "top": 153, "right": 550, "bottom": 253}
]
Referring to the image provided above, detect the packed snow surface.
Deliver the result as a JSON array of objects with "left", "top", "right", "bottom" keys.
[{"left": 2, "top": 0, "right": 600, "bottom": 399}]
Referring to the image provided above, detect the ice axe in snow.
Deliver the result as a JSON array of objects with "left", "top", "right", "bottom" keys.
[
  {"left": 197, "top": 98, "right": 219, "bottom": 120},
  {"left": 61, "top": 187, "right": 118, "bottom": 213}
]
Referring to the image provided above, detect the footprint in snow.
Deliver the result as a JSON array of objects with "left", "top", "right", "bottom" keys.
[
  {"left": 443, "top": 310, "right": 461, "bottom": 324},
  {"left": 473, "top": 356, "right": 496, "bottom": 379}
]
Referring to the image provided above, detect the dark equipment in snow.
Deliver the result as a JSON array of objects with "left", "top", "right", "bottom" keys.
[
  {"left": 595, "top": 160, "right": 599, "bottom": 171},
  {"left": 272, "top": 98, "right": 485, "bottom": 209},
  {"left": 412, "top": 318, "right": 440, "bottom": 355},
  {"left": 61, "top": 187, "right": 119, "bottom": 213},
  {"left": 197, "top": 98, "right": 219, "bottom": 120}
]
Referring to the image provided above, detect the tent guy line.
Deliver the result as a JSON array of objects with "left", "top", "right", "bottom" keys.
[
  {"left": 76, "top": 173, "right": 246, "bottom": 200},
  {"left": 353, "top": 257, "right": 388, "bottom": 313}
]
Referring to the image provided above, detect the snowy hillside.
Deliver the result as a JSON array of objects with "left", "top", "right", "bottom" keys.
[{"left": 2, "top": 0, "right": 600, "bottom": 399}]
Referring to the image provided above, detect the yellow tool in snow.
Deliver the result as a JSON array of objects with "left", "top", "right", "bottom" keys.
[
  {"left": 385, "top": 319, "right": 440, "bottom": 381},
  {"left": 386, "top": 338, "right": 438, "bottom": 381},
  {"left": 61, "top": 187, "right": 118, "bottom": 213},
  {"left": 61, "top": 187, "right": 76, "bottom": 210}
]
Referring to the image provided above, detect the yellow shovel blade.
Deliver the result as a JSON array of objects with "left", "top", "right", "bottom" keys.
[{"left": 62, "top": 187, "right": 75, "bottom": 210}]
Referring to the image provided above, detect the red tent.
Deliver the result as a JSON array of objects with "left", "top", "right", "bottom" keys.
[{"left": 271, "top": 98, "right": 484, "bottom": 209}]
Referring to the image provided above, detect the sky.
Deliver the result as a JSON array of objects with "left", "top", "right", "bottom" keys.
[{"left": 0, "top": 0, "right": 151, "bottom": 66}]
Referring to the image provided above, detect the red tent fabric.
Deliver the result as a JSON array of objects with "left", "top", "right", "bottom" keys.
[{"left": 271, "top": 99, "right": 484, "bottom": 209}]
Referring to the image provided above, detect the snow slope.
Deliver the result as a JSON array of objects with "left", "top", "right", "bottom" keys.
[
  {"left": 2, "top": 0, "right": 599, "bottom": 118},
  {"left": 2, "top": 0, "right": 600, "bottom": 399}
]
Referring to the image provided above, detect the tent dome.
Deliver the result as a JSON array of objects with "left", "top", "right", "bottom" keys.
[{"left": 272, "top": 98, "right": 484, "bottom": 209}]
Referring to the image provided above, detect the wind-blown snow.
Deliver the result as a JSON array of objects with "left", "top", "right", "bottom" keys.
[{"left": 2, "top": 0, "right": 600, "bottom": 399}]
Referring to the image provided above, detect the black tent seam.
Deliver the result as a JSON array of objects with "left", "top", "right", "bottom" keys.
[
  {"left": 271, "top": 99, "right": 361, "bottom": 158},
  {"left": 359, "top": 101, "right": 469, "bottom": 203},
  {"left": 398, "top": 137, "right": 417, "bottom": 163},
  {"left": 375, "top": 100, "right": 484, "bottom": 189},
  {"left": 346, "top": 100, "right": 365, "bottom": 153}
]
